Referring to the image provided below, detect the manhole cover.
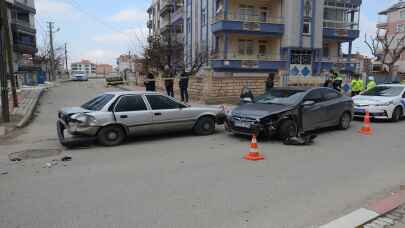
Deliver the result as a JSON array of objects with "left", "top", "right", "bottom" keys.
[{"left": 9, "top": 149, "right": 62, "bottom": 161}]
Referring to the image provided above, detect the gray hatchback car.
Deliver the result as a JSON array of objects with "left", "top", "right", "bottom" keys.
[{"left": 57, "top": 91, "right": 224, "bottom": 147}]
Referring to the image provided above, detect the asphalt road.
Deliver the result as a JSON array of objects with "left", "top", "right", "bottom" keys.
[{"left": 1, "top": 79, "right": 405, "bottom": 228}]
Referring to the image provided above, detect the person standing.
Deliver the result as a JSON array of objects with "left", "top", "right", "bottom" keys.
[
  {"left": 266, "top": 73, "right": 275, "bottom": 93},
  {"left": 351, "top": 74, "right": 364, "bottom": 96},
  {"left": 331, "top": 70, "right": 343, "bottom": 92},
  {"left": 179, "top": 71, "right": 189, "bottom": 103},
  {"left": 165, "top": 77, "right": 174, "bottom": 97},
  {"left": 367, "top": 76, "right": 377, "bottom": 90},
  {"left": 144, "top": 73, "right": 156, "bottom": 91}
]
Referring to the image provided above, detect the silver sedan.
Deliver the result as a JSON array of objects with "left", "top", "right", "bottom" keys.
[{"left": 57, "top": 91, "right": 224, "bottom": 147}]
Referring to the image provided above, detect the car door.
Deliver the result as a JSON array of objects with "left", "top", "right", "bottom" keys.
[
  {"left": 301, "top": 89, "right": 327, "bottom": 131},
  {"left": 320, "top": 88, "right": 344, "bottom": 126},
  {"left": 114, "top": 95, "right": 154, "bottom": 135},
  {"left": 145, "top": 94, "right": 195, "bottom": 132}
]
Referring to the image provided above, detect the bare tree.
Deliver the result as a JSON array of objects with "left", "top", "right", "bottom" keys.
[
  {"left": 143, "top": 35, "right": 208, "bottom": 78},
  {"left": 34, "top": 45, "right": 66, "bottom": 80},
  {"left": 364, "top": 29, "right": 405, "bottom": 74}
]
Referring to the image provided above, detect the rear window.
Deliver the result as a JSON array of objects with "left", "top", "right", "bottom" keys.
[{"left": 81, "top": 94, "right": 114, "bottom": 111}]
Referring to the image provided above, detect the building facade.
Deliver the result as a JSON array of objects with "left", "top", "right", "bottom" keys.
[
  {"left": 71, "top": 60, "right": 96, "bottom": 75},
  {"left": 5, "top": 0, "right": 38, "bottom": 84},
  {"left": 377, "top": 1, "right": 405, "bottom": 74},
  {"left": 148, "top": 0, "right": 362, "bottom": 103},
  {"left": 96, "top": 64, "right": 113, "bottom": 75}
]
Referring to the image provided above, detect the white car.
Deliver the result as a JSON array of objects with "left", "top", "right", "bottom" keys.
[{"left": 353, "top": 84, "right": 405, "bottom": 122}]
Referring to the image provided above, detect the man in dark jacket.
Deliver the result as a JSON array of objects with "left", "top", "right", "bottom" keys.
[
  {"left": 179, "top": 71, "right": 189, "bottom": 103},
  {"left": 165, "top": 77, "right": 174, "bottom": 97},
  {"left": 144, "top": 73, "right": 156, "bottom": 91}
]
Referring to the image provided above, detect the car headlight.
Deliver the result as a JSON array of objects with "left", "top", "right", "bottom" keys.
[
  {"left": 71, "top": 113, "right": 96, "bottom": 127},
  {"left": 374, "top": 101, "right": 394, "bottom": 106}
]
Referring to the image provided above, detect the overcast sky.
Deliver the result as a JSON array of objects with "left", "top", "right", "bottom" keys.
[{"left": 35, "top": 0, "right": 400, "bottom": 65}]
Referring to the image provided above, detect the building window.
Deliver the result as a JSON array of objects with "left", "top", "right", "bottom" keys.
[
  {"left": 303, "top": 21, "right": 311, "bottom": 35},
  {"left": 401, "top": 10, "right": 405, "bottom": 19},
  {"left": 239, "top": 4, "right": 255, "bottom": 21},
  {"left": 259, "top": 7, "right": 268, "bottom": 23},
  {"left": 238, "top": 40, "right": 254, "bottom": 55},
  {"left": 304, "top": 0, "right": 312, "bottom": 17},
  {"left": 396, "top": 24, "right": 405, "bottom": 33},
  {"left": 323, "top": 44, "right": 330, "bottom": 58},
  {"left": 258, "top": 40, "right": 267, "bottom": 56}
]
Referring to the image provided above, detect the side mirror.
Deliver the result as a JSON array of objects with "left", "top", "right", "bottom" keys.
[{"left": 302, "top": 100, "right": 315, "bottom": 106}]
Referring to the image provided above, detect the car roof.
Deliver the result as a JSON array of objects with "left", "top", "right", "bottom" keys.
[
  {"left": 102, "top": 91, "right": 161, "bottom": 96},
  {"left": 271, "top": 87, "right": 313, "bottom": 91},
  {"left": 376, "top": 84, "right": 405, "bottom": 88}
]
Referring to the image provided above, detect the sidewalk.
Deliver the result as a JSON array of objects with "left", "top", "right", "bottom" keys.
[{"left": 0, "top": 83, "right": 52, "bottom": 136}]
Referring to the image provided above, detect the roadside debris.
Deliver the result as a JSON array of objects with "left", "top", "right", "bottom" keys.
[
  {"left": 1, "top": 170, "right": 8, "bottom": 175},
  {"left": 61, "top": 154, "right": 72, "bottom": 162},
  {"left": 283, "top": 134, "right": 317, "bottom": 146}
]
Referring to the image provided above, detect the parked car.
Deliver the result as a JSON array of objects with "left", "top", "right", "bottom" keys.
[
  {"left": 71, "top": 71, "right": 88, "bottom": 81},
  {"left": 353, "top": 84, "right": 405, "bottom": 122},
  {"left": 225, "top": 87, "right": 354, "bottom": 139},
  {"left": 57, "top": 91, "right": 224, "bottom": 147},
  {"left": 105, "top": 74, "right": 125, "bottom": 86}
]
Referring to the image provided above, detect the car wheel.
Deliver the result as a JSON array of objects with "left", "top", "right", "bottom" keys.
[
  {"left": 97, "top": 125, "right": 126, "bottom": 146},
  {"left": 391, "top": 106, "right": 403, "bottom": 122},
  {"left": 194, "top": 116, "right": 216, "bottom": 135},
  {"left": 278, "top": 119, "right": 298, "bottom": 140},
  {"left": 338, "top": 112, "right": 352, "bottom": 130}
]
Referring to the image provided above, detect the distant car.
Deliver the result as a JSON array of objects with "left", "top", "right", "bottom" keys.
[
  {"left": 225, "top": 87, "right": 354, "bottom": 139},
  {"left": 57, "top": 91, "right": 224, "bottom": 147},
  {"left": 71, "top": 71, "right": 88, "bottom": 81},
  {"left": 105, "top": 75, "right": 125, "bottom": 86},
  {"left": 353, "top": 84, "right": 405, "bottom": 122}
]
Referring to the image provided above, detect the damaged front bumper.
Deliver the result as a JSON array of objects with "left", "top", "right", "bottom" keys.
[
  {"left": 224, "top": 119, "right": 277, "bottom": 137},
  {"left": 57, "top": 119, "right": 98, "bottom": 147}
]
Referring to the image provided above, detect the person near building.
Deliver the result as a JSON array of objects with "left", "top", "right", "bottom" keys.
[
  {"left": 331, "top": 70, "right": 343, "bottom": 92},
  {"left": 144, "top": 73, "right": 156, "bottom": 91},
  {"left": 179, "top": 71, "right": 189, "bottom": 103},
  {"left": 266, "top": 73, "right": 275, "bottom": 93},
  {"left": 351, "top": 74, "right": 364, "bottom": 96},
  {"left": 165, "top": 77, "right": 174, "bottom": 97},
  {"left": 367, "top": 76, "right": 377, "bottom": 90},
  {"left": 240, "top": 86, "right": 254, "bottom": 104}
]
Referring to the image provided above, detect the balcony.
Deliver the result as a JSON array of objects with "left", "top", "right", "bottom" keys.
[
  {"left": 212, "top": 12, "right": 284, "bottom": 36},
  {"left": 11, "top": 19, "right": 36, "bottom": 35},
  {"left": 160, "top": 0, "right": 173, "bottom": 16},
  {"left": 323, "top": 20, "right": 360, "bottom": 41},
  {"left": 210, "top": 53, "right": 286, "bottom": 72},
  {"left": 376, "top": 21, "right": 388, "bottom": 29},
  {"left": 147, "top": 20, "right": 153, "bottom": 29},
  {"left": 172, "top": 8, "right": 184, "bottom": 23},
  {"left": 14, "top": 41, "right": 37, "bottom": 55}
]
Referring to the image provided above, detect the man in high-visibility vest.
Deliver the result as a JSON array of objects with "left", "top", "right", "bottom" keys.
[
  {"left": 331, "top": 70, "right": 343, "bottom": 92},
  {"left": 351, "top": 74, "right": 364, "bottom": 96},
  {"left": 367, "top": 76, "right": 377, "bottom": 90}
]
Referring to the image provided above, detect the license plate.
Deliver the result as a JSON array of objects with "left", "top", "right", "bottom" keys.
[
  {"left": 234, "top": 121, "right": 251, "bottom": 129},
  {"left": 355, "top": 108, "right": 364, "bottom": 112}
]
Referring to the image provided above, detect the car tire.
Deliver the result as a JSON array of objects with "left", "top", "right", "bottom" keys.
[
  {"left": 278, "top": 119, "right": 298, "bottom": 140},
  {"left": 391, "top": 106, "right": 403, "bottom": 122},
  {"left": 194, "top": 116, "right": 216, "bottom": 135},
  {"left": 97, "top": 125, "right": 126, "bottom": 146},
  {"left": 338, "top": 111, "right": 352, "bottom": 130}
]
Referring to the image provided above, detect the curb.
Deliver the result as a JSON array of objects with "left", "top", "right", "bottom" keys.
[
  {"left": 16, "top": 88, "right": 45, "bottom": 128},
  {"left": 321, "top": 189, "right": 405, "bottom": 228}
]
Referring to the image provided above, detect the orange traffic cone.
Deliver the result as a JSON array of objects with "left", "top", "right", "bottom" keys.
[
  {"left": 244, "top": 134, "right": 265, "bottom": 161},
  {"left": 358, "top": 110, "right": 373, "bottom": 135}
]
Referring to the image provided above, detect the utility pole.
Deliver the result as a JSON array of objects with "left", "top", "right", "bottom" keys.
[
  {"left": 64, "top": 42, "right": 68, "bottom": 78},
  {"left": 2, "top": 0, "right": 18, "bottom": 108},
  {"left": 0, "top": 0, "right": 10, "bottom": 122},
  {"left": 48, "top": 22, "right": 55, "bottom": 81}
]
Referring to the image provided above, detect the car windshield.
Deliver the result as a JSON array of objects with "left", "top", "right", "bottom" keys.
[
  {"left": 362, "top": 86, "right": 404, "bottom": 97},
  {"left": 81, "top": 94, "right": 114, "bottom": 111},
  {"left": 255, "top": 89, "right": 306, "bottom": 105}
]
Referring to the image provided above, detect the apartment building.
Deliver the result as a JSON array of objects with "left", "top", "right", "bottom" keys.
[
  {"left": 71, "top": 60, "right": 96, "bottom": 75},
  {"left": 96, "top": 64, "right": 113, "bottom": 75},
  {"left": 5, "top": 0, "right": 38, "bottom": 83},
  {"left": 377, "top": 1, "right": 405, "bottom": 74},
  {"left": 148, "top": 0, "right": 362, "bottom": 103}
]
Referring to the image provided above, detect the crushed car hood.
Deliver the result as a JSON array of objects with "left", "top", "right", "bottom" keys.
[
  {"left": 59, "top": 107, "right": 90, "bottom": 115},
  {"left": 231, "top": 103, "right": 294, "bottom": 118}
]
